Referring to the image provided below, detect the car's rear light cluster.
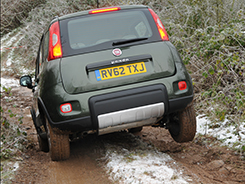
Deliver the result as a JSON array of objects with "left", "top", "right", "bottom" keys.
[
  {"left": 148, "top": 9, "right": 169, "bottom": 41},
  {"left": 60, "top": 103, "right": 72, "bottom": 113},
  {"left": 89, "top": 7, "right": 121, "bottom": 14},
  {"left": 178, "top": 81, "right": 187, "bottom": 91},
  {"left": 48, "top": 21, "right": 63, "bottom": 61}
]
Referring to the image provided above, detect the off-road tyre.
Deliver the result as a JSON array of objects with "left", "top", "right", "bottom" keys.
[
  {"left": 46, "top": 116, "right": 70, "bottom": 161},
  {"left": 169, "top": 102, "right": 196, "bottom": 143},
  {"left": 128, "top": 127, "right": 143, "bottom": 133},
  {"left": 37, "top": 134, "right": 49, "bottom": 152}
]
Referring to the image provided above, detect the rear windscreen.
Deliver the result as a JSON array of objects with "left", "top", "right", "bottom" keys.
[
  {"left": 68, "top": 11, "right": 152, "bottom": 49},
  {"left": 60, "top": 9, "right": 160, "bottom": 56}
]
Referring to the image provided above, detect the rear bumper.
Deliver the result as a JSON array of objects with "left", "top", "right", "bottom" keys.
[
  {"left": 41, "top": 84, "right": 193, "bottom": 133},
  {"left": 89, "top": 84, "right": 168, "bottom": 134},
  {"left": 88, "top": 84, "right": 168, "bottom": 130}
]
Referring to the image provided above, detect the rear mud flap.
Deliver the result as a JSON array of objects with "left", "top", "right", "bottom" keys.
[{"left": 30, "top": 108, "right": 47, "bottom": 139}]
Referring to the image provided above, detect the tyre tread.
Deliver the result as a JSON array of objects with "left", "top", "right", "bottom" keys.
[
  {"left": 47, "top": 119, "right": 70, "bottom": 161},
  {"left": 169, "top": 103, "right": 196, "bottom": 143}
]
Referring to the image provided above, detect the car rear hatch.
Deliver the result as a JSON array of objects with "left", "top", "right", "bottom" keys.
[{"left": 58, "top": 6, "right": 176, "bottom": 94}]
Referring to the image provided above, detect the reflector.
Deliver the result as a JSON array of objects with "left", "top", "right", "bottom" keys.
[
  {"left": 178, "top": 81, "right": 187, "bottom": 91},
  {"left": 60, "top": 103, "right": 72, "bottom": 113},
  {"left": 52, "top": 34, "right": 58, "bottom": 46}
]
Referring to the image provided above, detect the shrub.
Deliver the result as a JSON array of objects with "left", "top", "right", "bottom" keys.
[
  {"left": 0, "top": 85, "right": 27, "bottom": 160},
  {"left": 0, "top": 0, "right": 46, "bottom": 36}
]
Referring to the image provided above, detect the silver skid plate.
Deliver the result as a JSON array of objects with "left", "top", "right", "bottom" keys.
[{"left": 98, "top": 102, "right": 164, "bottom": 130}]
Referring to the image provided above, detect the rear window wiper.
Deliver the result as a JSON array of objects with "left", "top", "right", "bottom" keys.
[{"left": 112, "top": 37, "right": 148, "bottom": 46}]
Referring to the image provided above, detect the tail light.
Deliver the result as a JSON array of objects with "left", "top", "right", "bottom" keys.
[
  {"left": 89, "top": 7, "right": 121, "bottom": 14},
  {"left": 148, "top": 9, "right": 169, "bottom": 41},
  {"left": 48, "top": 21, "right": 63, "bottom": 61},
  {"left": 178, "top": 81, "right": 187, "bottom": 91},
  {"left": 60, "top": 103, "right": 72, "bottom": 113}
]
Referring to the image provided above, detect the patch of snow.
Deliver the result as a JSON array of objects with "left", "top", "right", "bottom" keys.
[
  {"left": 196, "top": 115, "right": 245, "bottom": 149},
  {"left": 19, "top": 66, "right": 34, "bottom": 75},
  {"left": 0, "top": 31, "right": 12, "bottom": 46},
  {"left": 1, "top": 30, "right": 28, "bottom": 75},
  {"left": 3, "top": 96, "right": 11, "bottom": 100},
  {"left": 196, "top": 115, "right": 209, "bottom": 135},
  {"left": 0, "top": 78, "right": 19, "bottom": 91},
  {"left": 1, "top": 31, "right": 21, "bottom": 49},
  {"left": 105, "top": 149, "right": 188, "bottom": 184},
  {"left": 12, "top": 162, "right": 19, "bottom": 172},
  {"left": 6, "top": 57, "right": 12, "bottom": 67}
]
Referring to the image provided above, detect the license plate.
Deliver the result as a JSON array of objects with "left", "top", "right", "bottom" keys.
[{"left": 95, "top": 62, "right": 147, "bottom": 81}]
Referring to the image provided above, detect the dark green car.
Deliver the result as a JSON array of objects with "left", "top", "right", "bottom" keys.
[{"left": 20, "top": 5, "right": 196, "bottom": 161}]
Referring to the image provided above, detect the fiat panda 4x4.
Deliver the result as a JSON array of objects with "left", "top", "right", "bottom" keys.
[{"left": 20, "top": 5, "right": 196, "bottom": 161}]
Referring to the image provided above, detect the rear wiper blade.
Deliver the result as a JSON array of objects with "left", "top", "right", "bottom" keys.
[{"left": 112, "top": 37, "right": 148, "bottom": 46}]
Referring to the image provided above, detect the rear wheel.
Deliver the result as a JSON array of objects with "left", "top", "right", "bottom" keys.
[
  {"left": 168, "top": 103, "right": 196, "bottom": 143},
  {"left": 45, "top": 116, "right": 70, "bottom": 161}
]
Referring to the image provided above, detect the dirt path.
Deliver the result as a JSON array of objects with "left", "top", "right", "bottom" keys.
[
  {"left": 138, "top": 127, "right": 245, "bottom": 183},
  {"left": 42, "top": 138, "right": 113, "bottom": 184},
  {"left": 2, "top": 78, "right": 245, "bottom": 184},
  {"left": 4, "top": 83, "right": 113, "bottom": 184},
  {"left": 11, "top": 137, "right": 113, "bottom": 184}
]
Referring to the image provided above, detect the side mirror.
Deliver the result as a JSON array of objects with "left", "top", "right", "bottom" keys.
[{"left": 20, "top": 75, "right": 33, "bottom": 89}]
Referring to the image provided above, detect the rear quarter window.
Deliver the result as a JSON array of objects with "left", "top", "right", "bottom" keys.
[{"left": 43, "top": 32, "right": 49, "bottom": 60}]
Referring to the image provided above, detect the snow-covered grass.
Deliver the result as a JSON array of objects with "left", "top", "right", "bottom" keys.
[
  {"left": 1, "top": 29, "right": 33, "bottom": 76},
  {"left": 197, "top": 115, "right": 245, "bottom": 152},
  {"left": 0, "top": 78, "right": 19, "bottom": 92},
  {"left": 1, "top": 160, "right": 20, "bottom": 183}
]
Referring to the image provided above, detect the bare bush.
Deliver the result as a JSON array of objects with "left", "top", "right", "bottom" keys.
[
  {"left": 0, "top": 0, "right": 46, "bottom": 36},
  {"left": 0, "top": 86, "right": 27, "bottom": 160},
  {"left": 155, "top": 0, "right": 245, "bottom": 123}
]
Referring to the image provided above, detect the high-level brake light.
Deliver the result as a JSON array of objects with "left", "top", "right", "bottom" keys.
[
  {"left": 48, "top": 21, "right": 63, "bottom": 61},
  {"left": 148, "top": 9, "right": 169, "bottom": 41},
  {"left": 89, "top": 7, "right": 121, "bottom": 14}
]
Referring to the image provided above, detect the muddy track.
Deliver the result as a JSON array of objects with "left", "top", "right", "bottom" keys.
[{"left": 2, "top": 81, "right": 245, "bottom": 184}]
